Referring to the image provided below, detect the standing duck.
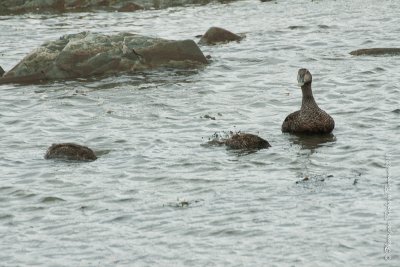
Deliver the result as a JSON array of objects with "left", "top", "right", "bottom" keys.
[{"left": 282, "top": 69, "right": 334, "bottom": 134}]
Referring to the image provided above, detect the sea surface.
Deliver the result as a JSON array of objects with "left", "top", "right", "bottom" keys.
[{"left": 0, "top": 0, "right": 399, "bottom": 266}]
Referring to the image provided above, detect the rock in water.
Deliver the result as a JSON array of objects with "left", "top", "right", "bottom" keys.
[
  {"left": 198, "top": 27, "right": 243, "bottom": 45},
  {"left": 0, "top": 32, "right": 208, "bottom": 84},
  {"left": 45, "top": 143, "right": 97, "bottom": 161},
  {"left": 118, "top": 3, "right": 143, "bottom": 12},
  {"left": 0, "top": 66, "right": 4, "bottom": 76},
  {"left": 350, "top": 48, "right": 400, "bottom": 56},
  {"left": 0, "top": 0, "right": 236, "bottom": 14}
]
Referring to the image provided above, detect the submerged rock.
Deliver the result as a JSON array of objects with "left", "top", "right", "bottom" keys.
[
  {"left": 0, "top": 0, "right": 237, "bottom": 14},
  {"left": 45, "top": 143, "right": 97, "bottom": 161},
  {"left": 0, "top": 32, "right": 208, "bottom": 84},
  {"left": 198, "top": 27, "right": 243, "bottom": 45},
  {"left": 350, "top": 48, "right": 400, "bottom": 56}
]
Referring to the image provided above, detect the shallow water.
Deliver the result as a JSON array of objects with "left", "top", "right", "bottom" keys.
[{"left": 0, "top": 0, "right": 399, "bottom": 266}]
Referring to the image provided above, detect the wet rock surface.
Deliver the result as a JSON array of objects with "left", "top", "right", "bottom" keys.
[
  {"left": 0, "top": 31, "right": 208, "bottom": 84},
  {"left": 199, "top": 27, "right": 243, "bottom": 45}
]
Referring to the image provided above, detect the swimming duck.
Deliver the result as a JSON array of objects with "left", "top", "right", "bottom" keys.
[
  {"left": 282, "top": 69, "right": 334, "bottom": 134},
  {"left": 213, "top": 132, "right": 270, "bottom": 150},
  {"left": 44, "top": 143, "right": 97, "bottom": 161}
]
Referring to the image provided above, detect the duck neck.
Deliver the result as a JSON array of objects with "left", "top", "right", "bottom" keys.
[{"left": 301, "top": 82, "right": 318, "bottom": 109}]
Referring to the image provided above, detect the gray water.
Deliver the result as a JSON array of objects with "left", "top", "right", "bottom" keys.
[{"left": 1, "top": 0, "right": 399, "bottom": 266}]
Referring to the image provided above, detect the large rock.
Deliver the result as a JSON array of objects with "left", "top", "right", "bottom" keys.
[
  {"left": 0, "top": 32, "right": 208, "bottom": 84},
  {"left": 350, "top": 48, "right": 400, "bottom": 56},
  {"left": 0, "top": 0, "right": 237, "bottom": 14},
  {"left": 198, "top": 27, "right": 243, "bottom": 45}
]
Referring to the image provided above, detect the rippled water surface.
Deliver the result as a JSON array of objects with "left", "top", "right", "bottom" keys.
[{"left": 1, "top": 0, "right": 399, "bottom": 266}]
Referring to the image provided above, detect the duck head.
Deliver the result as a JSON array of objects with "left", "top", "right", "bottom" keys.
[{"left": 297, "top": 68, "right": 312, "bottom": 87}]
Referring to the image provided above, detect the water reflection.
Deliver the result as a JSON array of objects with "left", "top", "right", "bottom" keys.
[{"left": 288, "top": 133, "right": 336, "bottom": 150}]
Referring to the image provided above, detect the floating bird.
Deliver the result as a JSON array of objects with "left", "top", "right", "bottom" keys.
[
  {"left": 209, "top": 132, "right": 271, "bottom": 150},
  {"left": 45, "top": 143, "right": 97, "bottom": 161},
  {"left": 282, "top": 68, "right": 334, "bottom": 134}
]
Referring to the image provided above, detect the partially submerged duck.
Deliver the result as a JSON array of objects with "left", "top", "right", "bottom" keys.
[
  {"left": 282, "top": 68, "right": 334, "bottom": 134},
  {"left": 210, "top": 132, "right": 271, "bottom": 150},
  {"left": 225, "top": 133, "right": 271, "bottom": 150},
  {"left": 44, "top": 143, "right": 97, "bottom": 161}
]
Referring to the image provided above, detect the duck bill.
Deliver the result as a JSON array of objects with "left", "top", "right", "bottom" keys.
[{"left": 297, "top": 73, "right": 304, "bottom": 86}]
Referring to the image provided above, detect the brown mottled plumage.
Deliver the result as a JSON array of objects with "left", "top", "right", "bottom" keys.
[
  {"left": 44, "top": 143, "right": 97, "bottom": 161},
  {"left": 224, "top": 133, "right": 271, "bottom": 150},
  {"left": 282, "top": 69, "right": 334, "bottom": 134}
]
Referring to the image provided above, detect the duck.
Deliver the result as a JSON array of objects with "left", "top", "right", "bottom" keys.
[
  {"left": 209, "top": 132, "right": 271, "bottom": 150},
  {"left": 44, "top": 143, "right": 97, "bottom": 161},
  {"left": 282, "top": 68, "right": 334, "bottom": 134},
  {"left": 225, "top": 132, "right": 271, "bottom": 150}
]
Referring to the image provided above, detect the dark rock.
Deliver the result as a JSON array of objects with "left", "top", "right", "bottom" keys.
[
  {"left": 0, "top": 0, "right": 238, "bottom": 14},
  {"left": 45, "top": 143, "right": 97, "bottom": 161},
  {"left": 0, "top": 66, "right": 4, "bottom": 77},
  {"left": 0, "top": 71, "right": 47, "bottom": 84},
  {"left": 118, "top": 2, "right": 143, "bottom": 12},
  {"left": 350, "top": 48, "right": 400, "bottom": 56},
  {"left": 199, "top": 27, "right": 243, "bottom": 45},
  {"left": 0, "top": 32, "right": 207, "bottom": 84},
  {"left": 136, "top": 39, "right": 208, "bottom": 66},
  {"left": 0, "top": 0, "right": 66, "bottom": 13}
]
